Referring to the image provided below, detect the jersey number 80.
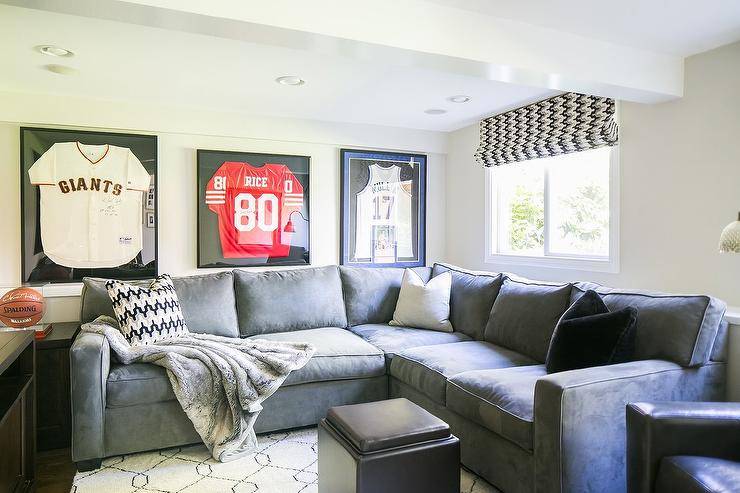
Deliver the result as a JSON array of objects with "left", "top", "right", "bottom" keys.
[{"left": 234, "top": 193, "right": 278, "bottom": 232}]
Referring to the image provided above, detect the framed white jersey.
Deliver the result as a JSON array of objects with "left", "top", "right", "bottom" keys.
[
  {"left": 353, "top": 164, "right": 413, "bottom": 260},
  {"left": 29, "top": 142, "right": 149, "bottom": 268},
  {"left": 340, "top": 149, "right": 426, "bottom": 268},
  {"left": 20, "top": 128, "right": 158, "bottom": 284}
]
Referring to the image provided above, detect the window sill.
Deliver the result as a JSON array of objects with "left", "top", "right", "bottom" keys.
[
  {"left": 726, "top": 307, "right": 740, "bottom": 325},
  {"left": 485, "top": 253, "right": 619, "bottom": 273}
]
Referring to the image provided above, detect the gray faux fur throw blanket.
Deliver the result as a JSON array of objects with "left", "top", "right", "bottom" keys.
[{"left": 81, "top": 316, "right": 315, "bottom": 462}]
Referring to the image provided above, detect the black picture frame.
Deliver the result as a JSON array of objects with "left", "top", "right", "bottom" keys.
[
  {"left": 340, "top": 149, "right": 426, "bottom": 268},
  {"left": 20, "top": 127, "right": 158, "bottom": 284},
  {"left": 197, "top": 149, "right": 311, "bottom": 268}
]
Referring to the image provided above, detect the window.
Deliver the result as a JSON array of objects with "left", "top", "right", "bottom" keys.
[{"left": 486, "top": 146, "right": 619, "bottom": 272}]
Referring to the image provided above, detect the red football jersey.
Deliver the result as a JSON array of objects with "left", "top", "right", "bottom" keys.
[{"left": 206, "top": 162, "right": 304, "bottom": 258}]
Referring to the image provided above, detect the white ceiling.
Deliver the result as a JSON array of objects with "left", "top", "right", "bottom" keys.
[
  {"left": 1, "top": 1, "right": 739, "bottom": 132},
  {"left": 432, "top": 0, "right": 740, "bottom": 56},
  {"left": 0, "top": 4, "right": 559, "bottom": 132}
]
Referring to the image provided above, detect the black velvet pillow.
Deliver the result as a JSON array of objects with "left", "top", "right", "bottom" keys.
[{"left": 545, "top": 290, "right": 638, "bottom": 373}]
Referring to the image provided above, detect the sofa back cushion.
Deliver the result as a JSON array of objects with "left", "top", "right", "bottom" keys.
[
  {"left": 339, "top": 266, "right": 432, "bottom": 326},
  {"left": 571, "top": 282, "right": 726, "bottom": 367},
  {"left": 234, "top": 266, "right": 347, "bottom": 336},
  {"left": 432, "top": 263, "right": 503, "bottom": 339},
  {"left": 484, "top": 277, "right": 572, "bottom": 362},
  {"left": 80, "top": 271, "right": 239, "bottom": 338}
]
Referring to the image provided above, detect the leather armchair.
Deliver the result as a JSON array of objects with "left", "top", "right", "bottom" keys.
[{"left": 626, "top": 402, "right": 740, "bottom": 493}]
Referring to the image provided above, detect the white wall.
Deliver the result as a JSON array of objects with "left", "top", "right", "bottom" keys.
[
  {"left": 0, "top": 95, "right": 448, "bottom": 322},
  {"left": 446, "top": 41, "right": 740, "bottom": 306}
]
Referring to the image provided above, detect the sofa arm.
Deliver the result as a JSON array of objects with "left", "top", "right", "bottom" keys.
[
  {"left": 627, "top": 401, "right": 740, "bottom": 493},
  {"left": 533, "top": 359, "right": 724, "bottom": 493},
  {"left": 70, "top": 330, "right": 111, "bottom": 463}
]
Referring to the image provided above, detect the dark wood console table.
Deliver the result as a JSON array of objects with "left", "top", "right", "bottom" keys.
[
  {"left": 36, "top": 323, "right": 79, "bottom": 452},
  {"left": 0, "top": 331, "right": 35, "bottom": 493}
]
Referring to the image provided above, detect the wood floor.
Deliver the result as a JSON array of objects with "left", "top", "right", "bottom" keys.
[{"left": 36, "top": 448, "right": 76, "bottom": 493}]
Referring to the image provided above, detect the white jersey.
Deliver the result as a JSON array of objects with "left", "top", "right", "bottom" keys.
[
  {"left": 28, "top": 142, "right": 150, "bottom": 268},
  {"left": 354, "top": 164, "right": 413, "bottom": 261}
]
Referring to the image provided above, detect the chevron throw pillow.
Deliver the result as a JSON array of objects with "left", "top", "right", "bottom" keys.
[{"left": 106, "top": 274, "right": 189, "bottom": 346}]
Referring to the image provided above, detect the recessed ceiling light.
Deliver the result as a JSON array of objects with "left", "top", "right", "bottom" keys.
[
  {"left": 37, "top": 45, "right": 74, "bottom": 57},
  {"left": 448, "top": 95, "right": 471, "bottom": 103},
  {"left": 275, "top": 76, "right": 305, "bottom": 86},
  {"left": 424, "top": 109, "right": 447, "bottom": 115},
  {"left": 44, "top": 64, "right": 78, "bottom": 75}
]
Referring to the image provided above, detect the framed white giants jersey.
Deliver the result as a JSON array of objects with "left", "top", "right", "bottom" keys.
[
  {"left": 341, "top": 149, "right": 426, "bottom": 268},
  {"left": 21, "top": 128, "right": 157, "bottom": 283}
]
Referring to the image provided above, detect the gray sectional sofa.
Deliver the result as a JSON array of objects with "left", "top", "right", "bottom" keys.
[{"left": 71, "top": 264, "right": 728, "bottom": 493}]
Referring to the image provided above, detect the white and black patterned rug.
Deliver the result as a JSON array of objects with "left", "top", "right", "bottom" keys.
[{"left": 71, "top": 427, "right": 498, "bottom": 493}]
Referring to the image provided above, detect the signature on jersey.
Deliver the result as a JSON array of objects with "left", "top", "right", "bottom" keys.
[{"left": 99, "top": 196, "right": 122, "bottom": 216}]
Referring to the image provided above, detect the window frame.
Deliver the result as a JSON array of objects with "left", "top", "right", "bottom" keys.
[{"left": 485, "top": 146, "right": 620, "bottom": 273}]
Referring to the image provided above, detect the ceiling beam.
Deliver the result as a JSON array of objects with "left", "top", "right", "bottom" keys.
[{"left": 3, "top": 0, "right": 684, "bottom": 102}]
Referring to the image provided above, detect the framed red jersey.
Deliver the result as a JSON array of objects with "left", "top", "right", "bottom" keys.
[{"left": 197, "top": 150, "right": 310, "bottom": 267}]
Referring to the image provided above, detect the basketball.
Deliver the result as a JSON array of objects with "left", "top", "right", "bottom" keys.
[{"left": 0, "top": 287, "right": 44, "bottom": 328}]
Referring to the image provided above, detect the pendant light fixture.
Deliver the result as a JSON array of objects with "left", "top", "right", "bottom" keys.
[{"left": 719, "top": 212, "right": 740, "bottom": 253}]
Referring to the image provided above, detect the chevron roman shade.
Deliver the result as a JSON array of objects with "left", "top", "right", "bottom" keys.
[{"left": 475, "top": 92, "right": 619, "bottom": 167}]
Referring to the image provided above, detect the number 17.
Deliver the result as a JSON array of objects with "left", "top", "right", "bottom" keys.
[{"left": 373, "top": 195, "right": 394, "bottom": 220}]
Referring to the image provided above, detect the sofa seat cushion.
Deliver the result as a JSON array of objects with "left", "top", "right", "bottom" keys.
[
  {"left": 390, "top": 341, "right": 538, "bottom": 405},
  {"left": 349, "top": 323, "right": 471, "bottom": 365},
  {"left": 656, "top": 456, "right": 740, "bottom": 493},
  {"left": 248, "top": 328, "right": 385, "bottom": 386},
  {"left": 105, "top": 328, "right": 384, "bottom": 408},
  {"left": 446, "top": 365, "right": 547, "bottom": 451},
  {"left": 107, "top": 363, "right": 175, "bottom": 408}
]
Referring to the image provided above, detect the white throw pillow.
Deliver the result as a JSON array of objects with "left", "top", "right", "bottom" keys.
[
  {"left": 106, "top": 274, "right": 189, "bottom": 346},
  {"left": 389, "top": 269, "right": 453, "bottom": 332}
]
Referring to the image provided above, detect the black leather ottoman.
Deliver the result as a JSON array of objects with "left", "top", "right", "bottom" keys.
[{"left": 318, "top": 398, "right": 460, "bottom": 493}]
